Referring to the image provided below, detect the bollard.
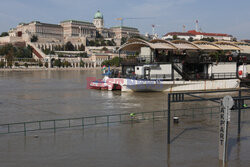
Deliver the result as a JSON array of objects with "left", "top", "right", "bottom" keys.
[{"left": 173, "top": 117, "right": 179, "bottom": 124}]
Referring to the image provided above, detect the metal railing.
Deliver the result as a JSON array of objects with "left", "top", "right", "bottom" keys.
[{"left": 0, "top": 106, "right": 223, "bottom": 136}]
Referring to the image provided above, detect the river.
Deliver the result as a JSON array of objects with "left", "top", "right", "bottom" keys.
[{"left": 0, "top": 70, "right": 249, "bottom": 167}]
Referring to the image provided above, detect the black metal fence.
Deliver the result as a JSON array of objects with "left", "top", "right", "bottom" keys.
[{"left": 0, "top": 106, "right": 221, "bottom": 136}]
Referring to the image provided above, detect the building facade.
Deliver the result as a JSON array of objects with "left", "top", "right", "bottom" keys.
[
  {"left": 9, "top": 21, "right": 63, "bottom": 43},
  {"left": 0, "top": 10, "right": 140, "bottom": 46},
  {"left": 163, "top": 30, "right": 233, "bottom": 41}
]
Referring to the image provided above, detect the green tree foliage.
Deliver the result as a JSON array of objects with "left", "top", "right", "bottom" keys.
[
  {"left": 0, "top": 44, "right": 14, "bottom": 55},
  {"left": 53, "top": 59, "right": 62, "bottom": 67},
  {"left": 5, "top": 49, "right": 14, "bottom": 68},
  {"left": 79, "top": 52, "right": 88, "bottom": 58},
  {"left": 80, "top": 60, "right": 85, "bottom": 67},
  {"left": 65, "top": 41, "right": 74, "bottom": 51},
  {"left": 188, "top": 37, "right": 194, "bottom": 42},
  {"left": 24, "top": 63, "right": 29, "bottom": 68},
  {"left": 45, "top": 62, "right": 48, "bottom": 68},
  {"left": 121, "top": 37, "right": 128, "bottom": 45},
  {"left": 30, "top": 35, "right": 38, "bottom": 42},
  {"left": 42, "top": 48, "right": 55, "bottom": 55},
  {"left": 14, "top": 62, "right": 20, "bottom": 67},
  {"left": 101, "top": 57, "right": 123, "bottom": 67},
  {"left": 0, "top": 60, "right": 5, "bottom": 68},
  {"left": 38, "top": 60, "right": 43, "bottom": 67},
  {"left": 62, "top": 61, "right": 71, "bottom": 68},
  {"left": 173, "top": 35, "right": 178, "bottom": 40},
  {"left": 201, "top": 37, "right": 216, "bottom": 42},
  {"left": 0, "top": 32, "right": 9, "bottom": 37},
  {"left": 79, "top": 44, "right": 85, "bottom": 51},
  {"left": 101, "top": 47, "right": 108, "bottom": 52},
  {"left": 106, "top": 40, "right": 116, "bottom": 46},
  {"left": 0, "top": 44, "right": 32, "bottom": 58},
  {"left": 87, "top": 39, "right": 116, "bottom": 46}
]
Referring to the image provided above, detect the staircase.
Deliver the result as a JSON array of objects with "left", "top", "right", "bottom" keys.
[
  {"left": 172, "top": 63, "right": 189, "bottom": 80},
  {"left": 26, "top": 42, "right": 46, "bottom": 59}
]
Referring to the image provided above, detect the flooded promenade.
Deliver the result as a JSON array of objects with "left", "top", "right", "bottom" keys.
[{"left": 0, "top": 70, "right": 249, "bottom": 167}]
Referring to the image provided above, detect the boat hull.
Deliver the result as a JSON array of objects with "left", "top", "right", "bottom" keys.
[{"left": 90, "top": 78, "right": 240, "bottom": 92}]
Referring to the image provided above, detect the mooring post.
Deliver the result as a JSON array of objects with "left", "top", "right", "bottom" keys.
[
  {"left": 167, "top": 93, "right": 171, "bottom": 144},
  {"left": 238, "top": 89, "right": 242, "bottom": 135}
]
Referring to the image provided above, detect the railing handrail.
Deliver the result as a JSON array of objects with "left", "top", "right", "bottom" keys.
[{"left": 0, "top": 106, "right": 220, "bottom": 127}]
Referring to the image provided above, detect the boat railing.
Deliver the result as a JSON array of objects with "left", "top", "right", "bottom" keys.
[
  {"left": 211, "top": 73, "right": 237, "bottom": 79},
  {"left": 187, "top": 72, "right": 237, "bottom": 80}
]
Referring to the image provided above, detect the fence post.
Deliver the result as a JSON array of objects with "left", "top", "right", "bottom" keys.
[
  {"left": 167, "top": 94, "right": 171, "bottom": 144},
  {"left": 107, "top": 116, "right": 109, "bottom": 127},
  {"left": 238, "top": 90, "right": 242, "bottom": 135},
  {"left": 53, "top": 120, "right": 56, "bottom": 133},
  {"left": 8, "top": 124, "right": 10, "bottom": 133},
  {"left": 210, "top": 107, "right": 213, "bottom": 119},
  {"left": 120, "top": 115, "right": 122, "bottom": 122},
  {"left": 82, "top": 117, "right": 84, "bottom": 128},
  {"left": 24, "top": 123, "right": 26, "bottom": 136},
  {"left": 39, "top": 121, "right": 41, "bottom": 130},
  {"left": 69, "top": 119, "right": 71, "bottom": 128}
]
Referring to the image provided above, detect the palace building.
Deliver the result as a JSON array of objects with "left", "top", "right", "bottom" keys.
[{"left": 0, "top": 10, "right": 140, "bottom": 46}]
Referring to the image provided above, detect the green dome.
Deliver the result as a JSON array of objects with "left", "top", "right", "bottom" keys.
[{"left": 94, "top": 10, "right": 103, "bottom": 19}]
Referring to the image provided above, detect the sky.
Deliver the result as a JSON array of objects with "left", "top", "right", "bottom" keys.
[{"left": 0, "top": 0, "right": 250, "bottom": 39}]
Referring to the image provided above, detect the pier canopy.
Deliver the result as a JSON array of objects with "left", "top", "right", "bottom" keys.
[
  {"left": 118, "top": 38, "right": 176, "bottom": 52},
  {"left": 118, "top": 37, "right": 246, "bottom": 53},
  {"left": 170, "top": 40, "right": 200, "bottom": 50},
  {"left": 234, "top": 42, "right": 250, "bottom": 54},
  {"left": 213, "top": 41, "right": 241, "bottom": 51},
  {"left": 193, "top": 41, "right": 222, "bottom": 51}
]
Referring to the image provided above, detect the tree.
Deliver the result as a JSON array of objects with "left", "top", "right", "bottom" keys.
[
  {"left": 24, "top": 63, "right": 29, "bottom": 68},
  {"left": 101, "top": 47, "right": 108, "bottom": 52},
  {"left": 5, "top": 49, "right": 14, "bottom": 68},
  {"left": 53, "top": 59, "right": 62, "bottom": 67},
  {"left": 45, "top": 62, "right": 48, "bottom": 68},
  {"left": 188, "top": 37, "right": 194, "bottom": 42},
  {"left": 38, "top": 60, "right": 43, "bottom": 67},
  {"left": 0, "top": 32, "right": 9, "bottom": 37},
  {"left": 173, "top": 35, "right": 178, "bottom": 40},
  {"left": 65, "top": 41, "right": 74, "bottom": 51},
  {"left": 106, "top": 40, "right": 115, "bottom": 46},
  {"left": 202, "top": 37, "right": 215, "bottom": 42},
  {"left": 63, "top": 61, "right": 71, "bottom": 68},
  {"left": 0, "top": 44, "right": 14, "bottom": 55},
  {"left": 30, "top": 35, "right": 38, "bottom": 42},
  {"left": 0, "top": 60, "right": 5, "bottom": 68},
  {"left": 79, "top": 44, "right": 85, "bottom": 51},
  {"left": 80, "top": 60, "right": 85, "bottom": 67},
  {"left": 79, "top": 52, "right": 88, "bottom": 58},
  {"left": 101, "top": 57, "right": 123, "bottom": 67},
  {"left": 121, "top": 37, "right": 128, "bottom": 45}
]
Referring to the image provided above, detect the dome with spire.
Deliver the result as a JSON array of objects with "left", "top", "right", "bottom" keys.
[{"left": 94, "top": 10, "right": 103, "bottom": 19}]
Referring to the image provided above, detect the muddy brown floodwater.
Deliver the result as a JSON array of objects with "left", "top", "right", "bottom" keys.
[{"left": 0, "top": 70, "right": 249, "bottom": 167}]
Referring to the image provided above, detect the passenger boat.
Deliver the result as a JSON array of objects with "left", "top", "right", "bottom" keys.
[{"left": 90, "top": 38, "right": 250, "bottom": 92}]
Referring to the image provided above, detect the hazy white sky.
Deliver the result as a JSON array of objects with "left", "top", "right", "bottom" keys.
[{"left": 0, "top": 0, "right": 249, "bottom": 39}]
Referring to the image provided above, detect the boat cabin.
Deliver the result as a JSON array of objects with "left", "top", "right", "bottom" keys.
[{"left": 117, "top": 38, "right": 250, "bottom": 81}]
